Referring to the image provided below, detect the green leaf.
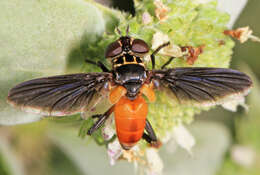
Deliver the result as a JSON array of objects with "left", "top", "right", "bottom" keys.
[
  {"left": 0, "top": 136, "right": 25, "bottom": 175},
  {"left": 49, "top": 121, "right": 231, "bottom": 175},
  {"left": 161, "top": 121, "right": 231, "bottom": 175},
  {"left": 115, "top": 0, "right": 235, "bottom": 142},
  {"left": 48, "top": 127, "right": 136, "bottom": 175},
  {"left": 0, "top": 0, "right": 120, "bottom": 125},
  {"left": 235, "top": 64, "right": 260, "bottom": 149},
  {"left": 217, "top": 65, "right": 260, "bottom": 175},
  {"left": 78, "top": 118, "right": 94, "bottom": 139}
]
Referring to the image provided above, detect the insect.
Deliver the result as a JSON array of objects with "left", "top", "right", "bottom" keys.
[{"left": 7, "top": 27, "right": 252, "bottom": 150}]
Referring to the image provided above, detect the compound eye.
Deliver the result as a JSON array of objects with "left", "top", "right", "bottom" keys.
[
  {"left": 131, "top": 39, "right": 149, "bottom": 54},
  {"left": 105, "top": 41, "right": 122, "bottom": 58}
]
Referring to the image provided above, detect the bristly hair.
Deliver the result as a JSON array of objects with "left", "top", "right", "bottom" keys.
[
  {"left": 116, "top": 27, "right": 121, "bottom": 36},
  {"left": 116, "top": 27, "right": 122, "bottom": 36},
  {"left": 116, "top": 25, "right": 130, "bottom": 36},
  {"left": 126, "top": 24, "right": 130, "bottom": 36}
]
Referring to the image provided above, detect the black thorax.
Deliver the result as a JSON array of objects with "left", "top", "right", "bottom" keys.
[{"left": 113, "top": 54, "right": 146, "bottom": 99}]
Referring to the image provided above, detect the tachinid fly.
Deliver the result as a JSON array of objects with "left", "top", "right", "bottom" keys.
[{"left": 7, "top": 27, "right": 252, "bottom": 150}]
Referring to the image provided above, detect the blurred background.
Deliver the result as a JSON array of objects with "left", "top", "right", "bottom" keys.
[{"left": 0, "top": 0, "right": 260, "bottom": 175}]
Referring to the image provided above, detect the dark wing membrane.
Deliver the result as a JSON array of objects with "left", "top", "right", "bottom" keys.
[
  {"left": 152, "top": 68, "right": 252, "bottom": 106},
  {"left": 7, "top": 73, "right": 112, "bottom": 116}
]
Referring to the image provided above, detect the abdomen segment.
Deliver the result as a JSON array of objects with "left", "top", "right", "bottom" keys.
[{"left": 114, "top": 96, "right": 148, "bottom": 149}]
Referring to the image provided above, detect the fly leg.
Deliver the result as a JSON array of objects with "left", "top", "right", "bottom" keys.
[
  {"left": 150, "top": 42, "right": 170, "bottom": 69},
  {"left": 142, "top": 119, "right": 162, "bottom": 148},
  {"left": 87, "top": 105, "right": 114, "bottom": 135},
  {"left": 85, "top": 59, "right": 110, "bottom": 72},
  {"left": 161, "top": 57, "right": 175, "bottom": 69}
]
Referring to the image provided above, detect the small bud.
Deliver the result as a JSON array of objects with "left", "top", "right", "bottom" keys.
[
  {"left": 163, "top": 44, "right": 183, "bottom": 58},
  {"left": 142, "top": 12, "right": 152, "bottom": 25},
  {"left": 122, "top": 150, "right": 135, "bottom": 162},
  {"left": 107, "top": 139, "right": 123, "bottom": 166},
  {"left": 152, "top": 32, "right": 204, "bottom": 65},
  {"left": 154, "top": 0, "right": 170, "bottom": 21},
  {"left": 101, "top": 117, "right": 115, "bottom": 141},
  {"left": 122, "top": 146, "right": 146, "bottom": 165},
  {"left": 152, "top": 32, "right": 183, "bottom": 57},
  {"left": 218, "top": 40, "right": 226, "bottom": 46},
  {"left": 151, "top": 32, "right": 170, "bottom": 50},
  {"left": 224, "top": 26, "right": 260, "bottom": 43},
  {"left": 181, "top": 45, "right": 205, "bottom": 65},
  {"left": 231, "top": 145, "right": 256, "bottom": 168}
]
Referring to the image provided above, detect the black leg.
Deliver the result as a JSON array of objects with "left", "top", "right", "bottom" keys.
[
  {"left": 85, "top": 59, "right": 110, "bottom": 72},
  {"left": 150, "top": 42, "right": 170, "bottom": 69},
  {"left": 87, "top": 105, "right": 114, "bottom": 135},
  {"left": 142, "top": 119, "right": 162, "bottom": 148},
  {"left": 142, "top": 119, "right": 158, "bottom": 143},
  {"left": 142, "top": 133, "right": 153, "bottom": 143},
  {"left": 145, "top": 119, "right": 157, "bottom": 142},
  {"left": 161, "top": 57, "right": 175, "bottom": 69}
]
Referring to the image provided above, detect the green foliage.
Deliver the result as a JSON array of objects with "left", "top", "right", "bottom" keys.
[
  {"left": 236, "top": 68, "right": 260, "bottom": 148},
  {"left": 0, "top": 0, "right": 121, "bottom": 125},
  {"left": 218, "top": 156, "right": 260, "bottom": 175},
  {"left": 0, "top": 0, "right": 240, "bottom": 173},
  {"left": 82, "top": 0, "right": 234, "bottom": 143},
  {"left": 0, "top": 0, "right": 235, "bottom": 150},
  {"left": 1, "top": 0, "right": 259, "bottom": 175},
  {"left": 0, "top": 154, "right": 11, "bottom": 175},
  {"left": 78, "top": 118, "right": 94, "bottom": 139},
  {"left": 217, "top": 66, "right": 260, "bottom": 175}
]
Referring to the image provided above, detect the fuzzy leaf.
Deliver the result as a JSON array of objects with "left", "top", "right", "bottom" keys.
[
  {"left": 161, "top": 121, "right": 231, "bottom": 175},
  {"left": 217, "top": 0, "right": 248, "bottom": 28},
  {"left": 0, "top": 0, "right": 120, "bottom": 125},
  {"left": 48, "top": 127, "right": 135, "bottom": 175}
]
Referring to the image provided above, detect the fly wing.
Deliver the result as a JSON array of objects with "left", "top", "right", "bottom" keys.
[
  {"left": 152, "top": 68, "right": 252, "bottom": 106},
  {"left": 7, "top": 73, "right": 112, "bottom": 116}
]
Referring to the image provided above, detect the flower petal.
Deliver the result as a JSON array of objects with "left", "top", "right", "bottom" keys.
[
  {"left": 107, "top": 139, "right": 123, "bottom": 166},
  {"left": 145, "top": 148, "right": 163, "bottom": 175},
  {"left": 172, "top": 124, "right": 195, "bottom": 154}
]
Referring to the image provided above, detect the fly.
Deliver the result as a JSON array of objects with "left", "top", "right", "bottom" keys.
[{"left": 7, "top": 26, "right": 252, "bottom": 150}]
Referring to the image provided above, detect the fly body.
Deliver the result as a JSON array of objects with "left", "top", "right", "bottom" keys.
[
  {"left": 7, "top": 26, "right": 253, "bottom": 150},
  {"left": 114, "top": 63, "right": 147, "bottom": 99},
  {"left": 107, "top": 35, "right": 152, "bottom": 149},
  {"left": 114, "top": 95, "right": 148, "bottom": 150},
  {"left": 109, "top": 35, "right": 148, "bottom": 98}
]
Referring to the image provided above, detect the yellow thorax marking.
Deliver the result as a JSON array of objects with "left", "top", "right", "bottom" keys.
[{"left": 113, "top": 55, "right": 144, "bottom": 68}]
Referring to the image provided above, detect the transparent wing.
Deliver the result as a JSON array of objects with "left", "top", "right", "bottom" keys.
[
  {"left": 7, "top": 73, "right": 112, "bottom": 116},
  {"left": 152, "top": 67, "right": 252, "bottom": 106}
]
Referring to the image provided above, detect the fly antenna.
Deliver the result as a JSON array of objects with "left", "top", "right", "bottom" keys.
[
  {"left": 116, "top": 27, "right": 121, "bottom": 35},
  {"left": 126, "top": 25, "right": 130, "bottom": 36}
]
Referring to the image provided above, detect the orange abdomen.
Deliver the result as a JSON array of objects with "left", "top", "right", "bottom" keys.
[{"left": 114, "top": 95, "right": 148, "bottom": 149}]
